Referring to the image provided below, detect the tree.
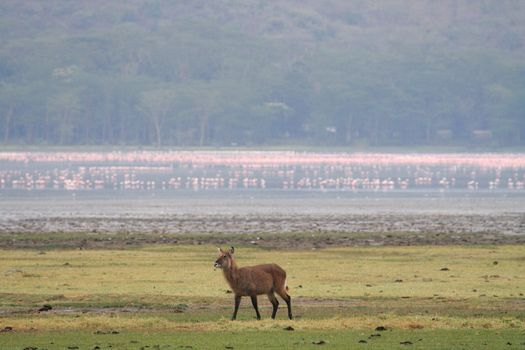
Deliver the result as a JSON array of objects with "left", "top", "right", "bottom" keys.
[
  {"left": 47, "top": 90, "right": 82, "bottom": 145},
  {"left": 0, "top": 83, "right": 18, "bottom": 143},
  {"left": 139, "top": 88, "right": 178, "bottom": 147}
]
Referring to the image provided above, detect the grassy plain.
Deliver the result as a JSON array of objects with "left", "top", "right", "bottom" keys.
[{"left": 0, "top": 245, "right": 524, "bottom": 349}]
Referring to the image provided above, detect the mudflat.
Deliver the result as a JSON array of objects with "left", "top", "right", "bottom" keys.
[{"left": 1, "top": 191, "right": 524, "bottom": 249}]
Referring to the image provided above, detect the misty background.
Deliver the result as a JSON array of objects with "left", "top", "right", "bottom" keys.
[{"left": 1, "top": 0, "right": 524, "bottom": 148}]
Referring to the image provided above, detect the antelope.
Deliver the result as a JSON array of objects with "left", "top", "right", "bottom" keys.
[{"left": 213, "top": 247, "right": 292, "bottom": 320}]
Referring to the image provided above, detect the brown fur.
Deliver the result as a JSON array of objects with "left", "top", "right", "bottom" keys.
[{"left": 214, "top": 247, "right": 293, "bottom": 320}]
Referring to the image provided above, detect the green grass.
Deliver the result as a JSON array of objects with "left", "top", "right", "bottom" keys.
[
  {"left": 0, "top": 245, "right": 524, "bottom": 349},
  {"left": 1, "top": 330, "right": 525, "bottom": 350}
]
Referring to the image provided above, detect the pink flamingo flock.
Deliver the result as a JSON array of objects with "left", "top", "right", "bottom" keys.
[{"left": 0, "top": 151, "right": 524, "bottom": 191}]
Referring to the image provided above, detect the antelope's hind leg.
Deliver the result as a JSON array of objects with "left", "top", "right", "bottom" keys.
[
  {"left": 267, "top": 293, "right": 279, "bottom": 319},
  {"left": 276, "top": 289, "right": 293, "bottom": 320}
]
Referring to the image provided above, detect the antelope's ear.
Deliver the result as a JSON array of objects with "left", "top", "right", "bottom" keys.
[
  {"left": 229, "top": 246, "right": 235, "bottom": 254},
  {"left": 218, "top": 247, "right": 224, "bottom": 253}
]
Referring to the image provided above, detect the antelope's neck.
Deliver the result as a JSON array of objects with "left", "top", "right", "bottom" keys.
[{"left": 223, "top": 261, "right": 239, "bottom": 287}]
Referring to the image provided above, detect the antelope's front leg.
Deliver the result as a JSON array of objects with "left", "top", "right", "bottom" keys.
[
  {"left": 232, "top": 295, "right": 241, "bottom": 320},
  {"left": 250, "top": 295, "right": 261, "bottom": 320}
]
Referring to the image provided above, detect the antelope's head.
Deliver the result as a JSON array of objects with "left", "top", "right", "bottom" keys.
[{"left": 214, "top": 247, "right": 235, "bottom": 269}]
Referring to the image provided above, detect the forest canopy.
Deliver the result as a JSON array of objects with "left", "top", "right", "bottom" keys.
[{"left": 1, "top": 0, "right": 524, "bottom": 147}]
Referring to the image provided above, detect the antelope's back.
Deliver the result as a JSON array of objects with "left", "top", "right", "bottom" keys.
[
  {"left": 252, "top": 263, "right": 286, "bottom": 284},
  {"left": 253, "top": 263, "right": 285, "bottom": 275}
]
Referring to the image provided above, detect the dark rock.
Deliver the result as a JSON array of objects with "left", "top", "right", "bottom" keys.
[
  {"left": 394, "top": 279, "right": 403, "bottom": 283},
  {"left": 400, "top": 341, "right": 413, "bottom": 345},
  {"left": 312, "top": 340, "right": 327, "bottom": 345},
  {"left": 174, "top": 303, "right": 189, "bottom": 312},
  {"left": 283, "top": 326, "right": 294, "bottom": 331},
  {"left": 358, "top": 340, "right": 367, "bottom": 343},
  {"left": 493, "top": 261, "right": 498, "bottom": 265},
  {"left": 440, "top": 267, "right": 450, "bottom": 271},
  {"left": 38, "top": 304, "right": 53, "bottom": 312},
  {"left": 0, "top": 326, "right": 13, "bottom": 332},
  {"left": 375, "top": 326, "right": 387, "bottom": 331},
  {"left": 369, "top": 333, "right": 381, "bottom": 338},
  {"left": 94, "top": 330, "right": 119, "bottom": 335}
]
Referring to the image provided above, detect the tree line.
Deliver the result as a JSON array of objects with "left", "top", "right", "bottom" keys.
[{"left": 1, "top": 0, "right": 524, "bottom": 147}]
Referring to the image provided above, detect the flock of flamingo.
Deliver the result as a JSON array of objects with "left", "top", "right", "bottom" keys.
[{"left": 0, "top": 151, "right": 524, "bottom": 191}]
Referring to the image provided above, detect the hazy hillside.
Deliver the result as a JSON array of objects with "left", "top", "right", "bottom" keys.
[{"left": 1, "top": 0, "right": 524, "bottom": 147}]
